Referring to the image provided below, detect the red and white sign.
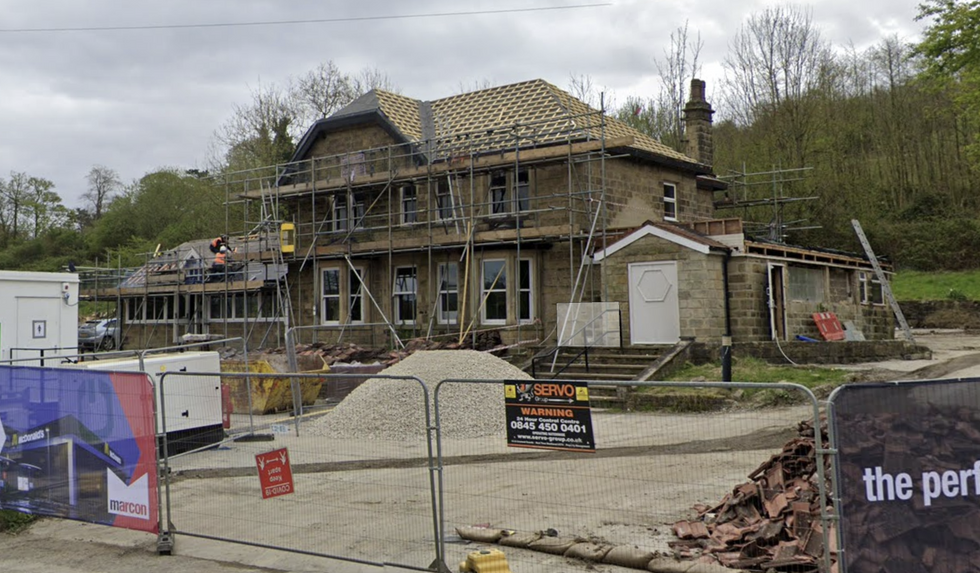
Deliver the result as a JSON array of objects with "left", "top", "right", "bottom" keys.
[{"left": 255, "top": 447, "right": 294, "bottom": 499}]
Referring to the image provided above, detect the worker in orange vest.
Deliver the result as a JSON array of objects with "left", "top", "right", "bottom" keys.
[{"left": 212, "top": 245, "right": 230, "bottom": 276}]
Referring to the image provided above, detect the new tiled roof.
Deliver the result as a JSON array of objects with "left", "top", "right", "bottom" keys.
[{"left": 349, "top": 79, "right": 698, "bottom": 165}]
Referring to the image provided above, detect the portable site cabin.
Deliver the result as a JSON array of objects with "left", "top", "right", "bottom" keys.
[{"left": 0, "top": 271, "right": 79, "bottom": 364}]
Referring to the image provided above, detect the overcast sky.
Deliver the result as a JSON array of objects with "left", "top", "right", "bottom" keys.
[{"left": 1, "top": 0, "right": 926, "bottom": 209}]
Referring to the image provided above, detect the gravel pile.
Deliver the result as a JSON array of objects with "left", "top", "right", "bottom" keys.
[{"left": 307, "top": 350, "right": 531, "bottom": 440}]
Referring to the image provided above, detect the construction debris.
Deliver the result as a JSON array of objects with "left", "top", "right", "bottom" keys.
[{"left": 669, "top": 420, "right": 835, "bottom": 572}]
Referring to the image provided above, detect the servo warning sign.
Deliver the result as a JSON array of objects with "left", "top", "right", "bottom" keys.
[{"left": 504, "top": 380, "right": 595, "bottom": 452}]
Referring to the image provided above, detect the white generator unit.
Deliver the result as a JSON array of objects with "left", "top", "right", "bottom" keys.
[
  {"left": 65, "top": 351, "right": 224, "bottom": 455},
  {"left": 0, "top": 270, "right": 79, "bottom": 365}
]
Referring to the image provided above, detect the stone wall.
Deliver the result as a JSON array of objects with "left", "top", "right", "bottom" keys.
[
  {"left": 900, "top": 300, "right": 980, "bottom": 329},
  {"left": 689, "top": 339, "right": 931, "bottom": 365}
]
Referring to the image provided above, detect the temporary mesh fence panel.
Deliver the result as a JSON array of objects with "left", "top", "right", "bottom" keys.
[
  {"left": 434, "top": 378, "right": 831, "bottom": 573},
  {"left": 159, "top": 371, "right": 442, "bottom": 572},
  {"left": 0, "top": 366, "right": 158, "bottom": 533},
  {"left": 830, "top": 378, "right": 980, "bottom": 573}
]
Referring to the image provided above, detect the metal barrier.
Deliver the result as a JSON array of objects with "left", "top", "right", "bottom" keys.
[
  {"left": 433, "top": 378, "right": 832, "bottom": 573},
  {"left": 156, "top": 370, "right": 447, "bottom": 572}
]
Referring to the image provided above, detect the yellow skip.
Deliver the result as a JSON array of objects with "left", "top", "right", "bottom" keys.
[{"left": 459, "top": 548, "right": 512, "bottom": 573}]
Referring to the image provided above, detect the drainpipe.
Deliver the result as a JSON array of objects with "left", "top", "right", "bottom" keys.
[{"left": 721, "top": 251, "right": 733, "bottom": 382}]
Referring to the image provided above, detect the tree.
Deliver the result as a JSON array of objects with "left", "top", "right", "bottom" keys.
[
  {"left": 722, "top": 5, "right": 834, "bottom": 166},
  {"left": 614, "top": 22, "right": 702, "bottom": 151},
  {"left": 210, "top": 62, "right": 397, "bottom": 174},
  {"left": 83, "top": 165, "right": 121, "bottom": 219},
  {"left": 24, "top": 176, "right": 65, "bottom": 239}
]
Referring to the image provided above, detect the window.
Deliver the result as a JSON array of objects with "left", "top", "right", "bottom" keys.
[
  {"left": 438, "top": 263, "right": 459, "bottom": 324},
  {"left": 489, "top": 172, "right": 508, "bottom": 215},
  {"left": 663, "top": 182, "right": 677, "bottom": 221},
  {"left": 482, "top": 259, "right": 507, "bottom": 324},
  {"left": 393, "top": 266, "right": 417, "bottom": 324},
  {"left": 128, "top": 296, "right": 169, "bottom": 324},
  {"left": 518, "top": 259, "right": 534, "bottom": 322},
  {"left": 341, "top": 152, "right": 365, "bottom": 182},
  {"left": 322, "top": 268, "right": 341, "bottom": 324},
  {"left": 333, "top": 195, "right": 349, "bottom": 232},
  {"left": 436, "top": 182, "right": 454, "bottom": 220},
  {"left": 515, "top": 169, "right": 530, "bottom": 212},
  {"left": 859, "top": 272, "right": 884, "bottom": 305},
  {"left": 788, "top": 266, "right": 825, "bottom": 302},
  {"left": 352, "top": 193, "right": 366, "bottom": 228},
  {"left": 400, "top": 185, "right": 417, "bottom": 224},
  {"left": 349, "top": 267, "right": 366, "bottom": 323}
]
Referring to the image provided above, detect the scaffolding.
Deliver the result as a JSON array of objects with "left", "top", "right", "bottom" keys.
[{"left": 78, "top": 106, "right": 623, "bottom": 352}]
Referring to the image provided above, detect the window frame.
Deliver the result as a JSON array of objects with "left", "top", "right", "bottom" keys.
[
  {"left": 518, "top": 258, "right": 534, "bottom": 323},
  {"left": 481, "top": 259, "right": 508, "bottom": 325},
  {"left": 489, "top": 171, "right": 508, "bottom": 216},
  {"left": 514, "top": 169, "right": 530, "bottom": 213},
  {"left": 859, "top": 271, "right": 885, "bottom": 305},
  {"left": 435, "top": 181, "right": 454, "bottom": 221},
  {"left": 393, "top": 266, "right": 417, "bottom": 325},
  {"left": 437, "top": 262, "right": 459, "bottom": 325},
  {"left": 788, "top": 266, "right": 826, "bottom": 303},
  {"left": 349, "top": 266, "right": 366, "bottom": 324},
  {"left": 321, "top": 267, "right": 342, "bottom": 325},
  {"left": 663, "top": 182, "right": 677, "bottom": 221},
  {"left": 400, "top": 185, "right": 417, "bottom": 225},
  {"left": 333, "top": 194, "right": 349, "bottom": 232}
]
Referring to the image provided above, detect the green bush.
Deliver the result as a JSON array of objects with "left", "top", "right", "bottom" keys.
[{"left": 0, "top": 510, "right": 36, "bottom": 533}]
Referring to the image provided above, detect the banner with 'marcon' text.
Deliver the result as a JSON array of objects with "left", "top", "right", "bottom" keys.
[
  {"left": 833, "top": 379, "right": 980, "bottom": 573},
  {"left": 0, "top": 366, "right": 158, "bottom": 533}
]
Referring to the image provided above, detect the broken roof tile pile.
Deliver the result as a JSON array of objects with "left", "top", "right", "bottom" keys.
[{"left": 670, "top": 420, "right": 835, "bottom": 572}]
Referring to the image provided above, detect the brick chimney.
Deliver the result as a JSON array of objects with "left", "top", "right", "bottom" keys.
[{"left": 683, "top": 79, "right": 715, "bottom": 166}]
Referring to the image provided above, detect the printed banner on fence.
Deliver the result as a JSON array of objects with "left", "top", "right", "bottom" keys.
[
  {"left": 0, "top": 366, "right": 158, "bottom": 533},
  {"left": 504, "top": 380, "right": 594, "bottom": 452},
  {"left": 833, "top": 379, "right": 980, "bottom": 573}
]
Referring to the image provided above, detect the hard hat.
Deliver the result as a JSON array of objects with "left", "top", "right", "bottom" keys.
[{"left": 219, "top": 246, "right": 227, "bottom": 253}]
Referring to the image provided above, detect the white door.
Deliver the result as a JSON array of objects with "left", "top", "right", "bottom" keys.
[{"left": 628, "top": 262, "right": 680, "bottom": 344}]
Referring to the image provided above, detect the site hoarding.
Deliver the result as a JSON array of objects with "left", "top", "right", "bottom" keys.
[
  {"left": 0, "top": 366, "right": 158, "bottom": 533},
  {"left": 833, "top": 379, "right": 980, "bottom": 573}
]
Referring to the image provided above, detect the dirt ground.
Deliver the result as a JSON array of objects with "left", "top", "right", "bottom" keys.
[{"left": 4, "top": 329, "right": 980, "bottom": 573}]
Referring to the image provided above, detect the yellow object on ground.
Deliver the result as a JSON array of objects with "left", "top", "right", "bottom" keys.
[
  {"left": 221, "top": 359, "right": 327, "bottom": 414},
  {"left": 459, "top": 548, "right": 512, "bottom": 573}
]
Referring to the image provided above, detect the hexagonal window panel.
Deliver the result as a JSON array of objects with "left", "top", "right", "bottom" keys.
[{"left": 636, "top": 269, "right": 672, "bottom": 302}]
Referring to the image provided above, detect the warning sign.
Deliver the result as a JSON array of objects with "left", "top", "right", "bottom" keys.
[
  {"left": 255, "top": 448, "right": 294, "bottom": 499},
  {"left": 504, "top": 380, "right": 595, "bottom": 452}
]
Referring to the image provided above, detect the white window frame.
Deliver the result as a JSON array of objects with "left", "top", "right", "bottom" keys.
[
  {"left": 437, "top": 262, "right": 459, "bottom": 324},
  {"left": 349, "top": 266, "right": 366, "bottom": 324},
  {"left": 400, "top": 185, "right": 417, "bottom": 225},
  {"left": 393, "top": 266, "right": 417, "bottom": 324},
  {"left": 518, "top": 258, "right": 534, "bottom": 323},
  {"left": 663, "top": 182, "right": 677, "bottom": 221},
  {"left": 481, "top": 259, "right": 507, "bottom": 325},
  {"left": 131, "top": 296, "right": 169, "bottom": 324},
  {"left": 859, "top": 271, "right": 885, "bottom": 305},
  {"left": 321, "top": 268, "right": 341, "bottom": 324}
]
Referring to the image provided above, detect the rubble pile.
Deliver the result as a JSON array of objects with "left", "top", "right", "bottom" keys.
[
  {"left": 231, "top": 330, "right": 506, "bottom": 368},
  {"left": 670, "top": 420, "right": 834, "bottom": 572}
]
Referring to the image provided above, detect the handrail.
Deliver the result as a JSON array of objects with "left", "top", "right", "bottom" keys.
[{"left": 530, "top": 307, "right": 621, "bottom": 378}]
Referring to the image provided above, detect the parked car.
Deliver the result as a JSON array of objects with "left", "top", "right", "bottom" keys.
[{"left": 78, "top": 319, "right": 119, "bottom": 351}]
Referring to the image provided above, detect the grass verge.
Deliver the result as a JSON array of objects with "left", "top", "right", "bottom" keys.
[{"left": 0, "top": 509, "right": 36, "bottom": 534}]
